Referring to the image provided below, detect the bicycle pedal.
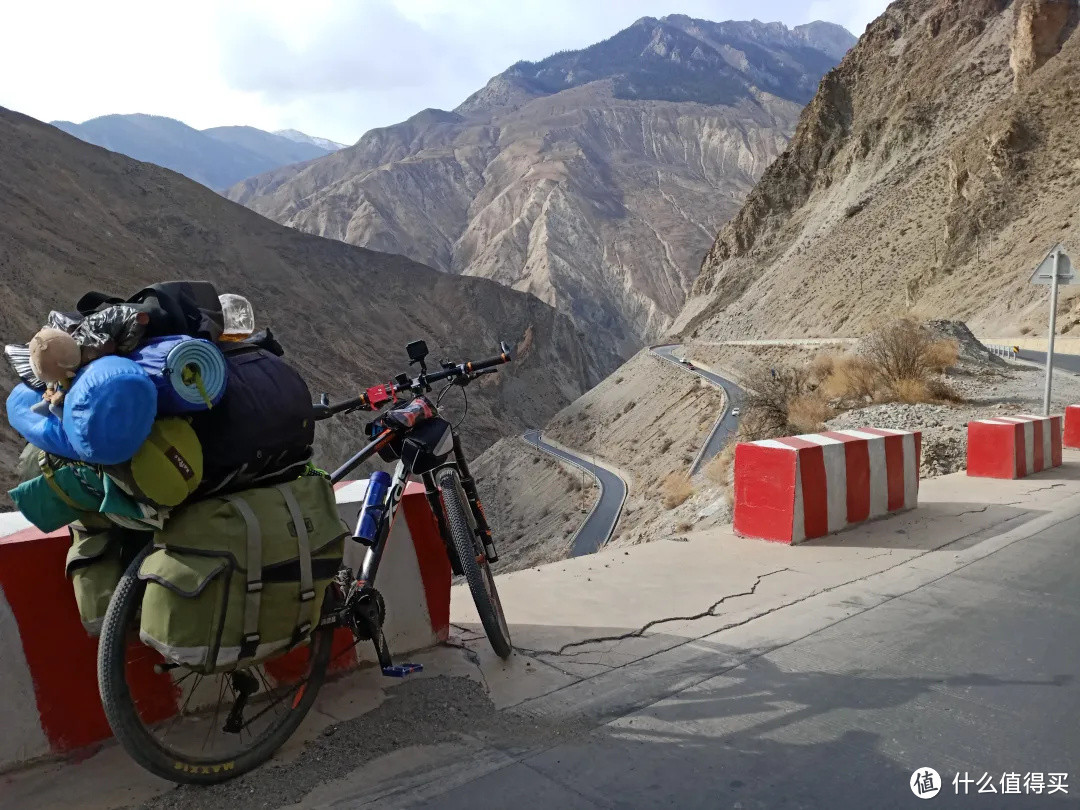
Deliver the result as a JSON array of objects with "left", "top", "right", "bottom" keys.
[{"left": 382, "top": 663, "right": 423, "bottom": 678}]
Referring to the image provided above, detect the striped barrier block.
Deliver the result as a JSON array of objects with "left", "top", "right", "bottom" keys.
[
  {"left": 967, "top": 415, "right": 1062, "bottom": 479},
  {"left": 733, "top": 428, "right": 921, "bottom": 544},
  {"left": 0, "top": 481, "right": 450, "bottom": 769},
  {"left": 1064, "top": 406, "right": 1080, "bottom": 449}
]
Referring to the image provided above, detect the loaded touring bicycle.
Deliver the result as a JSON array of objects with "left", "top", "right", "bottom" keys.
[{"left": 96, "top": 339, "right": 514, "bottom": 783}]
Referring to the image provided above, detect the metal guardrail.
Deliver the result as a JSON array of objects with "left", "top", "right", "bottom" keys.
[{"left": 986, "top": 344, "right": 1020, "bottom": 360}]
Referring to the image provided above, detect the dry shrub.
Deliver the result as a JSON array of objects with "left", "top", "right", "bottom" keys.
[
  {"left": 889, "top": 377, "right": 966, "bottom": 405},
  {"left": 863, "top": 318, "right": 932, "bottom": 384},
  {"left": 787, "top": 395, "right": 834, "bottom": 432},
  {"left": 809, "top": 352, "right": 837, "bottom": 382},
  {"left": 923, "top": 339, "right": 960, "bottom": 373},
  {"left": 891, "top": 378, "right": 931, "bottom": 404},
  {"left": 926, "top": 379, "right": 966, "bottom": 403},
  {"left": 661, "top": 471, "right": 693, "bottom": 509},
  {"left": 822, "top": 354, "right": 878, "bottom": 401},
  {"left": 740, "top": 365, "right": 813, "bottom": 439}
]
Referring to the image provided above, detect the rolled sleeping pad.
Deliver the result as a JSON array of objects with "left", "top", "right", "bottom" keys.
[
  {"left": 62, "top": 355, "right": 158, "bottom": 465},
  {"left": 6, "top": 384, "right": 81, "bottom": 460},
  {"left": 130, "top": 335, "right": 228, "bottom": 414}
]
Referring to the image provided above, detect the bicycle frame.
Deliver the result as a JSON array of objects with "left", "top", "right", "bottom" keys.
[{"left": 326, "top": 421, "right": 497, "bottom": 592}]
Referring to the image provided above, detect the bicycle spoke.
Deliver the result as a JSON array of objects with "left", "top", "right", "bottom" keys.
[{"left": 202, "top": 677, "right": 228, "bottom": 753}]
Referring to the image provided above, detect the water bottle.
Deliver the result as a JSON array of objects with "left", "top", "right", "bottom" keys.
[{"left": 353, "top": 471, "right": 391, "bottom": 545}]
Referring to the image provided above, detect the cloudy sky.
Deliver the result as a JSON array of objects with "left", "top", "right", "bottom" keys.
[{"left": 1, "top": 0, "right": 889, "bottom": 145}]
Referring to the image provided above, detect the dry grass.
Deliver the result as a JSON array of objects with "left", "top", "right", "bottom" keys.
[
  {"left": 891, "top": 378, "right": 931, "bottom": 404},
  {"left": 923, "top": 339, "right": 960, "bottom": 373},
  {"left": 704, "top": 444, "right": 734, "bottom": 490},
  {"left": 787, "top": 394, "right": 834, "bottom": 432},
  {"left": 661, "top": 471, "right": 694, "bottom": 509},
  {"left": 735, "top": 320, "right": 968, "bottom": 442},
  {"left": 821, "top": 354, "right": 878, "bottom": 402}
]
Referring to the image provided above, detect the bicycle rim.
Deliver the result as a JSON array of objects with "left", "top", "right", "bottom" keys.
[{"left": 98, "top": 547, "right": 334, "bottom": 784}]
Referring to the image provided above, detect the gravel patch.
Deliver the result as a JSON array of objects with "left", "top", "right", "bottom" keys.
[
  {"left": 141, "top": 675, "right": 589, "bottom": 810},
  {"left": 826, "top": 360, "right": 1080, "bottom": 478}
]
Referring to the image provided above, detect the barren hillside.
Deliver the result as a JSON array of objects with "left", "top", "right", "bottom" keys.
[
  {"left": 476, "top": 349, "right": 726, "bottom": 570},
  {"left": 676, "top": 0, "right": 1080, "bottom": 341},
  {"left": 0, "top": 106, "right": 615, "bottom": 496},
  {"left": 228, "top": 16, "right": 853, "bottom": 355}
]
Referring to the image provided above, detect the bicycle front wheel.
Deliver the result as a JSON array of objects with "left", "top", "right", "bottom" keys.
[
  {"left": 97, "top": 546, "right": 334, "bottom": 784},
  {"left": 437, "top": 467, "right": 512, "bottom": 658}
]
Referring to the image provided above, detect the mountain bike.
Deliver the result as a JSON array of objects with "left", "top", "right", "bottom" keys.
[{"left": 97, "top": 340, "right": 513, "bottom": 784}]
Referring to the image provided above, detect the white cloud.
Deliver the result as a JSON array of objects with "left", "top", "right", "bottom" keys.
[{"left": 0, "top": 0, "right": 890, "bottom": 144}]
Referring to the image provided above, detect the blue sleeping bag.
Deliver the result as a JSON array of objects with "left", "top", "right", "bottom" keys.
[
  {"left": 130, "top": 335, "right": 228, "bottom": 414},
  {"left": 6, "top": 383, "right": 80, "bottom": 459},
  {"left": 6, "top": 356, "right": 157, "bottom": 465},
  {"left": 63, "top": 356, "right": 157, "bottom": 463}
]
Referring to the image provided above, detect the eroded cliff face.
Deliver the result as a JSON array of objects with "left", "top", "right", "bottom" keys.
[
  {"left": 228, "top": 17, "right": 851, "bottom": 356},
  {"left": 678, "top": 0, "right": 1080, "bottom": 341},
  {"left": 1011, "top": 0, "right": 1079, "bottom": 84}
]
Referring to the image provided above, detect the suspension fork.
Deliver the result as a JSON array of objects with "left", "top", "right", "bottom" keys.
[{"left": 450, "top": 434, "right": 499, "bottom": 563}]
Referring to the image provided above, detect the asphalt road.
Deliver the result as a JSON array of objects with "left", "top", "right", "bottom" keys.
[
  {"left": 412, "top": 500, "right": 1080, "bottom": 809},
  {"left": 522, "top": 428, "right": 627, "bottom": 557},
  {"left": 651, "top": 344, "right": 744, "bottom": 472},
  {"left": 1018, "top": 349, "right": 1080, "bottom": 374}
]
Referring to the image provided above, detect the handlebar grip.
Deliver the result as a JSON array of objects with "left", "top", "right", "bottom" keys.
[{"left": 467, "top": 345, "right": 513, "bottom": 373}]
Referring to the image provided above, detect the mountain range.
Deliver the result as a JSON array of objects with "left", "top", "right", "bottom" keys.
[
  {"left": 0, "top": 106, "right": 613, "bottom": 498},
  {"left": 676, "top": 0, "right": 1080, "bottom": 340},
  {"left": 227, "top": 16, "right": 856, "bottom": 356},
  {"left": 50, "top": 114, "right": 345, "bottom": 190}
]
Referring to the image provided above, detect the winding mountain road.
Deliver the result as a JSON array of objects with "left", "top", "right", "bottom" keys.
[
  {"left": 650, "top": 344, "right": 744, "bottom": 472},
  {"left": 520, "top": 344, "right": 747, "bottom": 555},
  {"left": 522, "top": 429, "right": 628, "bottom": 556}
]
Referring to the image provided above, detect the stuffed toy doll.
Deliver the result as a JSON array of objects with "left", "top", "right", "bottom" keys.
[{"left": 27, "top": 306, "right": 150, "bottom": 414}]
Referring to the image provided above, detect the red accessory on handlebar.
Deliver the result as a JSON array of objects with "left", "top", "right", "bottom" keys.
[{"left": 366, "top": 384, "right": 393, "bottom": 408}]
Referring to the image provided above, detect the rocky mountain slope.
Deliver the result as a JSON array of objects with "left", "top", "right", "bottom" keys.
[
  {"left": 50, "top": 114, "right": 340, "bottom": 190},
  {"left": 228, "top": 16, "right": 854, "bottom": 356},
  {"left": 677, "top": 0, "right": 1080, "bottom": 341},
  {"left": 0, "top": 106, "right": 614, "bottom": 497}
]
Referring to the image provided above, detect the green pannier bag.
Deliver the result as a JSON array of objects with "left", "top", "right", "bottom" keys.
[
  {"left": 138, "top": 473, "right": 347, "bottom": 674},
  {"left": 65, "top": 520, "right": 151, "bottom": 636}
]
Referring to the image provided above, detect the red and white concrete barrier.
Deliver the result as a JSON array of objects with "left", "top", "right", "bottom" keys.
[
  {"left": 733, "top": 428, "right": 921, "bottom": 544},
  {"left": 1064, "top": 406, "right": 1080, "bottom": 449},
  {"left": 966, "top": 415, "right": 1062, "bottom": 479},
  {"left": 0, "top": 481, "right": 450, "bottom": 769}
]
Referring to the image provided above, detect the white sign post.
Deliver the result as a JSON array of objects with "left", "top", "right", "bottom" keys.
[{"left": 1029, "top": 244, "right": 1075, "bottom": 415}]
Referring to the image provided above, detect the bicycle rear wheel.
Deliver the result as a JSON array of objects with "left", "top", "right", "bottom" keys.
[
  {"left": 437, "top": 468, "right": 512, "bottom": 658},
  {"left": 97, "top": 546, "right": 334, "bottom": 784}
]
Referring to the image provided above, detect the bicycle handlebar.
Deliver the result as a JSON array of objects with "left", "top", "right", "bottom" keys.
[{"left": 313, "top": 341, "right": 512, "bottom": 421}]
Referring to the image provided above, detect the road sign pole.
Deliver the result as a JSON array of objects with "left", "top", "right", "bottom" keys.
[{"left": 1043, "top": 250, "right": 1061, "bottom": 416}]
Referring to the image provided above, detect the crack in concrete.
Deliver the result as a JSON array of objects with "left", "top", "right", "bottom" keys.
[
  {"left": 515, "top": 568, "right": 792, "bottom": 658},
  {"left": 442, "top": 639, "right": 491, "bottom": 693}
]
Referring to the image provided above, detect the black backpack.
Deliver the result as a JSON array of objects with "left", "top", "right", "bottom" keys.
[
  {"left": 76, "top": 281, "right": 225, "bottom": 342},
  {"left": 190, "top": 342, "right": 316, "bottom": 496}
]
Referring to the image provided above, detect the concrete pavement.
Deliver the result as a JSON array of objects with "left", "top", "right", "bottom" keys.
[
  {"left": 8, "top": 456, "right": 1080, "bottom": 808},
  {"left": 521, "top": 429, "right": 627, "bottom": 556}
]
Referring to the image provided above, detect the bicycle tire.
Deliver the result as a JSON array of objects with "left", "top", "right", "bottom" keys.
[
  {"left": 437, "top": 468, "right": 512, "bottom": 658},
  {"left": 97, "top": 545, "right": 334, "bottom": 785}
]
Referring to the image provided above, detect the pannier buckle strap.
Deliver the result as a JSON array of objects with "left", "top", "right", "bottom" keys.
[
  {"left": 276, "top": 483, "right": 317, "bottom": 643},
  {"left": 226, "top": 494, "right": 264, "bottom": 663}
]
